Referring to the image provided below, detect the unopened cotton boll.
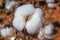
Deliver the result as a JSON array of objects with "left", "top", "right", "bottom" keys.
[
  {"left": 5, "top": 1, "right": 18, "bottom": 10},
  {"left": 26, "top": 8, "right": 43, "bottom": 34},
  {"left": 13, "top": 16, "right": 25, "bottom": 31},
  {"left": 1, "top": 27, "right": 13, "bottom": 37},
  {"left": 46, "top": 0, "right": 55, "bottom": 3},
  {"left": 47, "top": 3, "right": 55, "bottom": 8},
  {"left": 14, "top": 4, "right": 35, "bottom": 17}
]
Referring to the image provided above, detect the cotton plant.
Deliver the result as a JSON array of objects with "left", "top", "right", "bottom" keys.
[
  {"left": 38, "top": 24, "right": 54, "bottom": 40},
  {"left": 1, "top": 27, "right": 13, "bottom": 37},
  {"left": 0, "top": 1, "right": 55, "bottom": 39}
]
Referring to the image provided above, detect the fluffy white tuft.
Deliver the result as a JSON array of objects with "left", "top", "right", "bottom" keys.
[
  {"left": 47, "top": 3, "right": 55, "bottom": 8},
  {"left": 1, "top": 28, "right": 7, "bottom": 37},
  {"left": 5, "top": 1, "right": 18, "bottom": 10},
  {"left": 14, "top": 4, "right": 35, "bottom": 17},
  {"left": 1, "top": 27, "right": 13, "bottom": 37},
  {"left": 38, "top": 24, "right": 54, "bottom": 40},
  {"left": 26, "top": 8, "right": 43, "bottom": 34},
  {"left": 6, "top": 27, "right": 13, "bottom": 36},
  {"left": 13, "top": 16, "right": 25, "bottom": 31},
  {"left": 43, "top": 24, "right": 54, "bottom": 35}
]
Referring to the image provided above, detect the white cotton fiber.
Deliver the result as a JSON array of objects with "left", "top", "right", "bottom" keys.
[
  {"left": 1, "top": 27, "right": 13, "bottom": 37},
  {"left": 43, "top": 24, "right": 54, "bottom": 39},
  {"left": 1, "top": 28, "right": 7, "bottom": 37},
  {"left": 26, "top": 8, "right": 43, "bottom": 34},
  {"left": 38, "top": 24, "right": 54, "bottom": 40},
  {"left": 14, "top": 4, "right": 35, "bottom": 17},
  {"left": 6, "top": 27, "right": 13, "bottom": 36},
  {"left": 5, "top": 1, "right": 18, "bottom": 10},
  {"left": 43, "top": 24, "right": 54, "bottom": 35},
  {"left": 47, "top": 3, "right": 55, "bottom": 8},
  {"left": 13, "top": 16, "right": 25, "bottom": 31}
]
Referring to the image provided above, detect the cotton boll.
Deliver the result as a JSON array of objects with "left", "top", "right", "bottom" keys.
[
  {"left": 13, "top": 16, "right": 25, "bottom": 31},
  {"left": 38, "top": 24, "right": 54, "bottom": 40},
  {"left": 47, "top": 3, "right": 55, "bottom": 8},
  {"left": 38, "top": 31, "right": 53, "bottom": 40},
  {"left": 5, "top": 1, "right": 18, "bottom": 10},
  {"left": 26, "top": 8, "right": 43, "bottom": 34},
  {"left": 43, "top": 24, "right": 54, "bottom": 39},
  {"left": 46, "top": 0, "right": 55, "bottom": 3},
  {"left": 1, "top": 28, "right": 7, "bottom": 37},
  {"left": 14, "top": 4, "right": 35, "bottom": 17},
  {"left": 1, "top": 27, "right": 13, "bottom": 37},
  {"left": 6, "top": 27, "right": 13, "bottom": 36},
  {"left": 43, "top": 24, "right": 54, "bottom": 35}
]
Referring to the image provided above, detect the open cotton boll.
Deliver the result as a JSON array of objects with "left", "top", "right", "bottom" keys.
[
  {"left": 14, "top": 4, "right": 35, "bottom": 17},
  {"left": 1, "top": 28, "right": 7, "bottom": 37},
  {"left": 26, "top": 8, "right": 43, "bottom": 34},
  {"left": 46, "top": 0, "right": 55, "bottom": 3},
  {"left": 43, "top": 24, "right": 54, "bottom": 35},
  {"left": 43, "top": 24, "right": 54, "bottom": 39},
  {"left": 1, "top": 27, "right": 13, "bottom": 37},
  {"left": 38, "top": 24, "right": 54, "bottom": 40},
  {"left": 47, "top": 3, "right": 55, "bottom": 8},
  {"left": 13, "top": 16, "right": 25, "bottom": 31},
  {"left": 5, "top": 1, "right": 18, "bottom": 10},
  {"left": 6, "top": 27, "right": 13, "bottom": 36}
]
